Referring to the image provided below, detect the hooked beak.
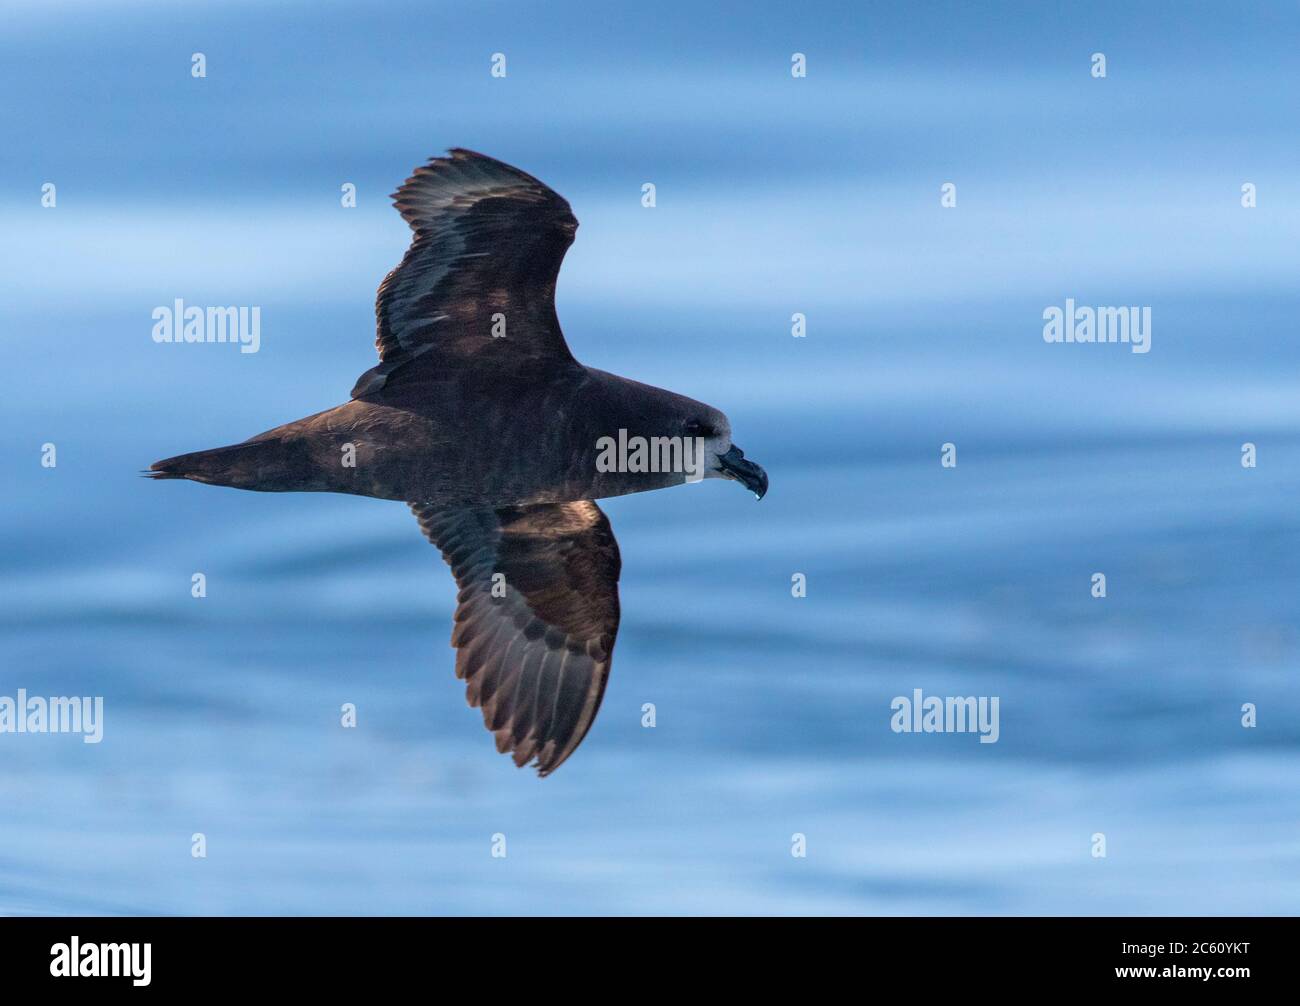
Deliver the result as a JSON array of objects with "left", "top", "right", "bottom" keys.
[{"left": 717, "top": 445, "right": 768, "bottom": 500}]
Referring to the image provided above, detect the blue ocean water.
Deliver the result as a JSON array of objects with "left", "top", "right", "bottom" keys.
[{"left": 1, "top": 1, "right": 1298, "bottom": 914}]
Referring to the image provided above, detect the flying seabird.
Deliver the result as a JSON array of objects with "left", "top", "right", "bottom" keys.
[{"left": 149, "top": 149, "right": 768, "bottom": 775}]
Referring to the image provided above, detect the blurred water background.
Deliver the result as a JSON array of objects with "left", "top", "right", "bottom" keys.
[{"left": 1, "top": 0, "right": 1298, "bottom": 914}]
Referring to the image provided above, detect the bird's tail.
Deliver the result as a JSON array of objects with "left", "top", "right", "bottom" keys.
[{"left": 146, "top": 438, "right": 302, "bottom": 491}]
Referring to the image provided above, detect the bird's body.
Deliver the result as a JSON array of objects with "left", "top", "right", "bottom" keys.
[
  {"left": 150, "top": 149, "right": 767, "bottom": 775},
  {"left": 157, "top": 366, "right": 716, "bottom": 506}
]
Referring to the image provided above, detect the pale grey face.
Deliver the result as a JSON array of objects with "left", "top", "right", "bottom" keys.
[{"left": 686, "top": 411, "right": 768, "bottom": 499}]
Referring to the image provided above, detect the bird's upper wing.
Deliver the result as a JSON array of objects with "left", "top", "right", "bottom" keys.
[
  {"left": 352, "top": 149, "right": 580, "bottom": 398},
  {"left": 412, "top": 500, "right": 621, "bottom": 776}
]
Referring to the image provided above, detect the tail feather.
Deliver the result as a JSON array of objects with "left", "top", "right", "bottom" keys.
[{"left": 147, "top": 439, "right": 299, "bottom": 490}]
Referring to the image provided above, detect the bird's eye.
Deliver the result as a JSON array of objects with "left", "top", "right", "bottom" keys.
[{"left": 684, "top": 419, "right": 715, "bottom": 438}]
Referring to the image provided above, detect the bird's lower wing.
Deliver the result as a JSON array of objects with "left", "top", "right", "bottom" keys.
[{"left": 411, "top": 500, "right": 621, "bottom": 776}]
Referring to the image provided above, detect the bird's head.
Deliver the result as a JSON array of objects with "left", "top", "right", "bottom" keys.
[
  {"left": 586, "top": 375, "right": 768, "bottom": 500},
  {"left": 686, "top": 409, "right": 769, "bottom": 500}
]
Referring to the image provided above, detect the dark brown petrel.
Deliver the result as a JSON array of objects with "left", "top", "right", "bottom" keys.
[{"left": 149, "top": 148, "right": 768, "bottom": 775}]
